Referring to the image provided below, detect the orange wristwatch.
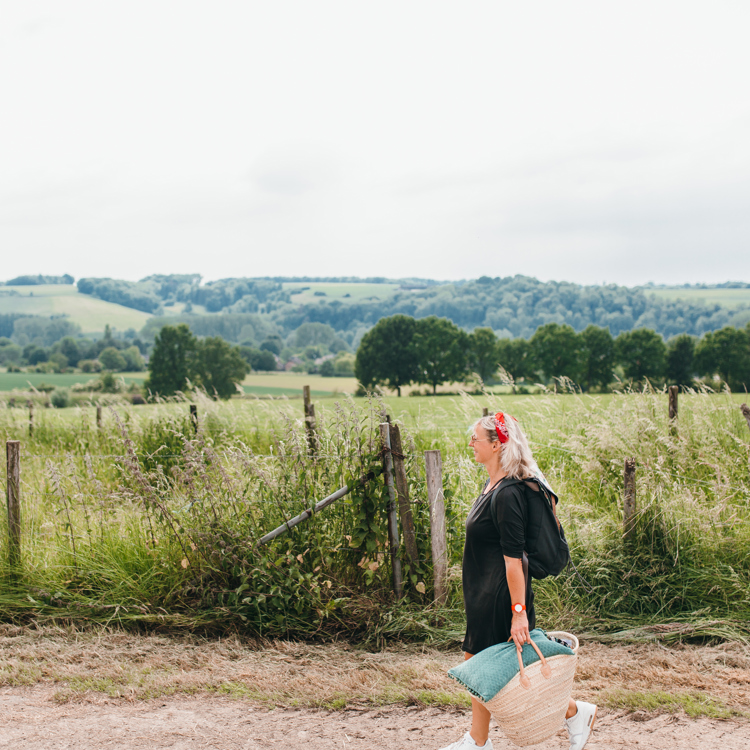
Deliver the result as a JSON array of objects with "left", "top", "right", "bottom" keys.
[{"left": 512, "top": 603, "right": 526, "bottom": 614}]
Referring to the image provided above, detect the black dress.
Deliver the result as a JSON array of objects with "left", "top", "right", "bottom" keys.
[{"left": 461, "top": 481, "right": 535, "bottom": 655}]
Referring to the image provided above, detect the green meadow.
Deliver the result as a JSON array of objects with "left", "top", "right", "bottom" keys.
[
  {"left": 0, "top": 285, "right": 152, "bottom": 332},
  {"left": 646, "top": 287, "right": 750, "bottom": 309},
  {"left": 283, "top": 281, "right": 401, "bottom": 304},
  {"left": 0, "top": 388, "right": 748, "bottom": 645}
]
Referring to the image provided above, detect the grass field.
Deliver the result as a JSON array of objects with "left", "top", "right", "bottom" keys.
[
  {"left": 0, "top": 371, "right": 147, "bottom": 392},
  {"left": 240, "top": 372, "right": 358, "bottom": 397},
  {"left": 645, "top": 287, "right": 750, "bottom": 308},
  {"left": 283, "top": 281, "right": 400, "bottom": 304},
  {"left": 0, "top": 285, "right": 152, "bottom": 333},
  {"left": 1, "top": 388, "right": 749, "bottom": 646},
  {"left": 0, "top": 369, "right": 506, "bottom": 398}
]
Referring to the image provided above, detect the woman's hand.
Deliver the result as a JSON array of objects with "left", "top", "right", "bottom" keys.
[{"left": 510, "top": 610, "right": 531, "bottom": 651}]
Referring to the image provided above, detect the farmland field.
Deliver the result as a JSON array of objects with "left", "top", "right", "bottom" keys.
[
  {"left": 0, "top": 284, "right": 152, "bottom": 332},
  {"left": 645, "top": 286, "right": 750, "bottom": 308},
  {"left": 240, "top": 372, "right": 358, "bottom": 397},
  {"left": 0, "top": 369, "right": 488, "bottom": 397},
  {"left": 0, "top": 371, "right": 146, "bottom": 392},
  {"left": 283, "top": 281, "right": 401, "bottom": 303},
  {"left": 0, "top": 370, "right": 353, "bottom": 396}
]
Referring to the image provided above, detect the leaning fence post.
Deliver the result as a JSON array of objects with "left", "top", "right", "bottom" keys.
[
  {"left": 28, "top": 402, "right": 33, "bottom": 438},
  {"left": 380, "top": 422, "right": 403, "bottom": 597},
  {"left": 623, "top": 458, "right": 637, "bottom": 541},
  {"left": 189, "top": 404, "right": 198, "bottom": 433},
  {"left": 389, "top": 423, "right": 418, "bottom": 569},
  {"left": 6, "top": 440, "right": 21, "bottom": 570},
  {"left": 302, "top": 386, "right": 318, "bottom": 455},
  {"left": 96, "top": 404, "right": 102, "bottom": 430},
  {"left": 425, "top": 449, "right": 447, "bottom": 605}
]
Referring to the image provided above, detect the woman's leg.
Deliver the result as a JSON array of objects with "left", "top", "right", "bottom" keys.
[{"left": 465, "top": 652, "right": 491, "bottom": 746}]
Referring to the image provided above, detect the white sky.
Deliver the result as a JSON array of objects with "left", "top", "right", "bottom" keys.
[{"left": 2, "top": 1, "right": 750, "bottom": 286}]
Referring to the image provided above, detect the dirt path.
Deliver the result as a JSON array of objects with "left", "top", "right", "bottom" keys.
[
  {"left": 1, "top": 626, "right": 749, "bottom": 748},
  {"left": 2, "top": 687, "right": 749, "bottom": 749}
]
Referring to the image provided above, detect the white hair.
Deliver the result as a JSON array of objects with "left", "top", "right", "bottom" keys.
[{"left": 475, "top": 412, "right": 538, "bottom": 480}]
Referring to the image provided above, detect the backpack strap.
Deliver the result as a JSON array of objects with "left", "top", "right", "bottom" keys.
[
  {"left": 521, "top": 478, "right": 562, "bottom": 531},
  {"left": 488, "top": 477, "right": 525, "bottom": 539},
  {"left": 489, "top": 477, "right": 562, "bottom": 535}
]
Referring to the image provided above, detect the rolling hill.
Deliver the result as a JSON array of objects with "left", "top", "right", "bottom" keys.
[{"left": 0, "top": 285, "right": 152, "bottom": 333}]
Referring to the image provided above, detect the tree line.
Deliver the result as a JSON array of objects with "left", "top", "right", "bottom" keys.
[
  {"left": 0, "top": 324, "right": 146, "bottom": 373},
  {"left": 69, "top": 273, "right": 750, "bottom": 341},
  {"left": 354, "top": 315, "right": 750, "bottom": 394}
]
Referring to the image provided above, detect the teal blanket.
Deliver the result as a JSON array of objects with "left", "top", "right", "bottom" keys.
[{"left": 447, "top": 629, "right": 574, "bottom": 702}]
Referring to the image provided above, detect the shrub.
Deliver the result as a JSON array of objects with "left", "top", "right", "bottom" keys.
[
  {"left": 99, "top": 347, "right": 128, "bottom": 372},
  {"left": 79, "top": 359, "right": 102, "bottom": 373},
  {"left": 50, "top": 388, "right": 70, "bottom": 409}
]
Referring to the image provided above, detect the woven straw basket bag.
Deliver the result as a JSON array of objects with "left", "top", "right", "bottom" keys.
[{"left": 483, "top": 631, "right": 579, "bottom": 747}]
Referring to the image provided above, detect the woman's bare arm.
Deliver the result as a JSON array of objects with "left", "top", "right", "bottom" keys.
[{"left": 504, "top": 555, "right": 531, "bottom": 650}]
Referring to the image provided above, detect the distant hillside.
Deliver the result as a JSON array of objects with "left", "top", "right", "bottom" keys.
[
  {"left": 1, "top": 274, "right": 74, "bottom": 286},
  {"left": 643, "top": 285, "right": 750, "bottom": 309},
  {"left": 5, "top": 274, "right": 750, "bottom": 342},
  {"left": 0, "top": 284, "right": 152, "bottom": 334}
]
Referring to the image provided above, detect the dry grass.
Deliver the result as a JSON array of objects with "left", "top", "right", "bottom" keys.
[{"left": 1, "top": 625, "right": 748, "bottom": 718}]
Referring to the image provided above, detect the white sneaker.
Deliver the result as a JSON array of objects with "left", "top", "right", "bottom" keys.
[
  {"left": 438, "top": 731, "right": 493, "bottom": 750},
  {"left": 564, "top": 701, "right": 597, "bottom": 750}
]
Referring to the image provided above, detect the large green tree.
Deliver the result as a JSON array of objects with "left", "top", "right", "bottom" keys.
[
  {"left": 99, "top": 346, "right": 127, "bottom": 372},
  {"left": 240, "top": 346, "right": 277, "bottom": 372},
  {"left": 529, "top": 323, "right": 582, "bottom": 384},
  {"left": 355, "top": 315, "right": 419, "bottom": 396},
  {"left": 145, "top": 324, "right": 197, "bottom": 397},
  {"left": 694, "top": 326, "right": 750, "bottom": 390},
  {"left": 414, "top": 316, "right": 470, "bottom": 395},
  {"left": 496, "top": 338, "right": 533, "bottom": 385},
  {"left": 666, "top": 334, "right": 696, "bottom": 387},
  {"left": 468, "top": 327, "right": 500, "bottom": 383},
  {"left": 192, "top": 337, "right": 250, "bottom": 399},
  {"left": 579, "top": 325, "right": 615, "bottom": 391},
  {"left": 614, "top": 328, "right": 667, "bottom": 383}
]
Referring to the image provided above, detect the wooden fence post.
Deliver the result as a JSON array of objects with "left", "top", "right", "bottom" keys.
[
  {"left": 741, "top": 404, "right": 750, "bottom": 432},
  {"left": 6, "top": 440, "right": 21, "bottom": 570},
  {"left": 380, "top": 422, "right": 403, "bottom": 597},
  {"left": 302, "top": 386, "right": 318, "bottom": 455},
  {"left": 668, "top": 386, "right": 678, "bottom": 436},
  {"left": 189, "top": 404, "right": 198, "bottom": 433},
  {"left": 425, "top": 449, "right": 447, "bottom": 606},
  {"left": 668, "top": 386, "right": 678, "bottom": 421},
  {"left": 28, "top": 402, "right": 33, "bottom": 438},
  {"left": 389, "top": 423, "right": 418, "bottom": 568},
  {"left": 482, "top": 407, "right": 489, "bottom": 417},
  {"left": 96, "top": 404, "right": 102, "bottom": 430},
  {"left": 623, "top": 458, "right": 637, "bottom": 541}
]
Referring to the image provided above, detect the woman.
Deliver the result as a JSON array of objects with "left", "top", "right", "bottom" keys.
[{"left": 439, "top": 412, "right": 596, "bottom": 750}]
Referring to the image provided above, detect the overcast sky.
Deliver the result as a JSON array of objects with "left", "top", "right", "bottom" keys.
[{"left": 2, "top": 1, "right": 750, "bottom": 286}]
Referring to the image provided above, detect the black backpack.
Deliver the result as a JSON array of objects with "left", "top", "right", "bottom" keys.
[{"left": 489, "top": 477, "right": 570, "bottom": 579}]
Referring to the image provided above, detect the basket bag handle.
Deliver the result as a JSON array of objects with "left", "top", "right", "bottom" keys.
[
  {"left": 515, "top": 639, "right": 552, "bottom": 689},
  {"left": 511, "top": 551, "right": 552, "bottom": 689}
]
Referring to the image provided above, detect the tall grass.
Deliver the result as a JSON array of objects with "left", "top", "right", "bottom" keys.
[{"left": 0, "top": 388, "right": 748, "bottom": 643}]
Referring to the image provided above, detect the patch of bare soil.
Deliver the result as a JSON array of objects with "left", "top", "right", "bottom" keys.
[{"left": 2, "top": 688, "right": 750, "bottom": 749}]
